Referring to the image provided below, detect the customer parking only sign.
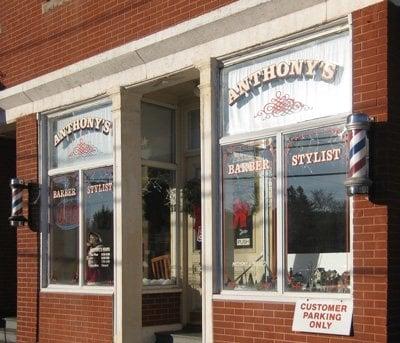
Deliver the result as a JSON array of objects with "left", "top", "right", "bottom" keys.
[{"left": 292, "top": 299, "right": 353, "bottom": 335}]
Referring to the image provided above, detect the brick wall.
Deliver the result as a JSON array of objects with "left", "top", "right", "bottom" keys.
[
  {"left": 0, "top": 0, "right": 236, "bottom": 88},
  {"left": 39, "top": 293, "right": 113, "bottom": 343},
  {"left": 142, "top": 292, "right": 180, "bottom": 327},
  {"left": 213, "top": 2, "right": 391, "bottom": 343},
  {"left": 16, "top": 115, "right": 114, "bottom": 343},
  {"left": 0, "top": 137, "right": 16, "bottom": 317},
  {"left": 16, "top": 114, "right": 40, "bottom": 343}
]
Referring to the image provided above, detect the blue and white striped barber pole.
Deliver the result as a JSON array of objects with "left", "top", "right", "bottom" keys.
[
  {"left": 9, "top": 178, "right": 27, "bottom": 227},
  {"left": 344, "top": 113, "right": 372, "bottom": 196}
]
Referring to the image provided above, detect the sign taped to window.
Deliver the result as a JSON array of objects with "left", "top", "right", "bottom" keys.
[{"left": 292, "top": 298, "right": 353, "bottom": 335}]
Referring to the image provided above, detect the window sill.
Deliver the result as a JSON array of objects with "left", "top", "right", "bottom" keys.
[
  {"left": 41, "top": 285, "right": 114, "bottom": 295},
  {"left": 142, "top": 286, "right": 182, "bottom": 294},
  {"left": 213, "top": 290, "right": 352, "bottom": 303},
  {"left": 42, "top": 0, "right": 71, "bottom": 14}
]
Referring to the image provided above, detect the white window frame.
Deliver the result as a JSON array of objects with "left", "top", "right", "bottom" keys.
[
  {"left": 141, "top": 99, "right": 182, "bottom": 292},
  {"left": 215, "top": 24, "right": 354, "bottom": 301},
  {"left": 216, "top": 113, "right": 354, "bottom": 302},
  {"left": 40, "top": 97, "right": 115, "bottom": 294}
]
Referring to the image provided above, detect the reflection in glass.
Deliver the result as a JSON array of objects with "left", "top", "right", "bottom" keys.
[
  {"left": 49, "top": 172, "right": 79, "bottom": 284},
  {"left": 222, "top": 139, "right": 276, "bottom": 291},
  {"left": 83, "top": 166, "right": 114, "bottom": 285},
  {"left": 141, "top": 102, "right": 175, "bottom": 163},
  {"left": 285, "top": 125, "right": 350, "bottom": 293},
  {"left": 187, "top": 109, "right": 200, "bottom": 150},
  {"left": 142, "top": 167, "right": 176, "bottom": 286}
]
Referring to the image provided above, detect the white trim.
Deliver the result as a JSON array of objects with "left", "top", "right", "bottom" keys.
[
  {"left": 213, "top": 291, "right": 352, "bottom": 303},
  {"left": 276, "top": 132, "right": 284, "bottom": 294},
  {"left": 219, "top": 112, "right": 350, "bottom": 146},
  {"left": 218, "top": 119, "right": 353, "bottom": 300},
  {"left": 41, "top": 285, "right": 114, "bottom": 295},
  {"left": 142, "top": 287, "right": 183, "bottom": 295},
  {"left": 43, "top": 95, "right": 111, "bottom": 118},
  {"left": 220, "top": 17, "right": 349, "bottom": 67},
  {"left": 48, "top": 159, "right": 114, "bottom": 176},
  {"left": 78, "top": 169, "right": 84, "bottom": 286},
  {"left": 141, "top": 159, "right": 177, "bottom": 171},
  {"left": 142, "top": 97, "right": 178, "bottom": 110}
]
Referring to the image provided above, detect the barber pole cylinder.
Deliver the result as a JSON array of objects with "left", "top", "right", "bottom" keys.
[
  {"left": 9, "top": 178, "right": 27, "bottom": 227},
  {"left": 344, "top": 113, "right": 372, "bottom": 196}
]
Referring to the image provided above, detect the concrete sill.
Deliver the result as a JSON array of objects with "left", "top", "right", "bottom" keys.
[{"left": 42, "top": 0, "right": 71, "bottom": 14}]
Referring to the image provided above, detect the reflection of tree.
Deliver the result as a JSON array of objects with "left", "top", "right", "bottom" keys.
[
  {"left": 142, "top": 175, "right": 171, "bottom": 261},
  {"left": 287, "top": 186, "right": 346, "bottom": 254},
  {"left": 90, "top": 206, "right": 113, "bottom": 231}
]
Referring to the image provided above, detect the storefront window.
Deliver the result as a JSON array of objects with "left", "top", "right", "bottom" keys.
[
  {"left": 222, "top": 139, "right": 276, "bottom": 291},
  {"left": 44, "top": 100, "right": 114, "bottom": 288},
  {"left": 219, "top": 34, "right": 352, "bottom": 294},
  {"left": 285, "top": 126, "right": 349, "bottom": 293}
]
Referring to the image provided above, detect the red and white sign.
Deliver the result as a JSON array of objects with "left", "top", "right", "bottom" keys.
[{"left": 292, "top": 299, "right": 353, "bottom": 336}]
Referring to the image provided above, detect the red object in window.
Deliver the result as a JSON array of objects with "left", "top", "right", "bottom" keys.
[
  {"left": 193, "top": 205, "right": 201, "bottom": 231},
  {"left": 232, "top": 198, "right": 250, "bottom": 229},
  {"left": 193, "top": 205, "right": 202, "bottom": 242}
]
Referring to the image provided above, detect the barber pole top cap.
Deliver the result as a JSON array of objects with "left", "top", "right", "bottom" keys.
[
  {"left": 346, "top": 113, "right": 370, "bottom": 131},
  {"left": 10, "top": 178, "right": 26, "bottom": 189}
]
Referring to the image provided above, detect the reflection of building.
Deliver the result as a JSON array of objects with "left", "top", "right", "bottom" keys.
[{"left": 0, "top": 1, "right": 399, "bottom": 343}]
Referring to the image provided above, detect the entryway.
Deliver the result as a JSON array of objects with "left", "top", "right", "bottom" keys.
[{"left": 136, "top": 72, "right": 203, "bottom": 342}]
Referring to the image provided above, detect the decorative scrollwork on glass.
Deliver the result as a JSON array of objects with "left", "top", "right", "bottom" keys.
[
  {"left": 68, "top": 139, "right": 97, "bottom": 159},
  {"left": 254, "top": 91, "right": 311, "bottom": 121}
]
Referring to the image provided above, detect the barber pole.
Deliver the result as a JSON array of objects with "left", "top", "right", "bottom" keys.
[
  {"left": 9, "top": 178, "right": 28, "bottom": 227},
  {"left": 344, "top": 113, "right": 372, "bottom": 196}
]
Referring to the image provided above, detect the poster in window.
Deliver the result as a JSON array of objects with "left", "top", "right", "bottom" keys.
[
  {"left": 83, "top": 166, "right": 114, "bottom": 285},
  {"left": 223, "top": 140, "right": 275, "bottom": 249}
]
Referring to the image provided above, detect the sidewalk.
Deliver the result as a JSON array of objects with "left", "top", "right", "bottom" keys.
[{"left": 0, "top": 318, "right": 16, "bottom": 343}]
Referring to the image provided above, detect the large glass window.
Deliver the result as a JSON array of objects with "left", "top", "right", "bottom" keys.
[
  {"left": 285, "top": 126, "right": 349, "bottom": 293},
  {"left": 44, "top": 100, "right": 114, "bottom": 288},
  {"left": 219, "top": 34, "right": 352, "bottom": 295},
  {"left": 221, "top": 125, "right": 350, "bottom": 294},
  {"left": 141, "top": 102, "right": 177, "bottom": 287},
  {"left": 222, "top": 139, "right": 276, "bottom": 291}
]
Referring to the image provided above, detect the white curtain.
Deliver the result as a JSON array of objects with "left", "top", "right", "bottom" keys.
[{"left": 225, "top": 34, "right": 351, "bottom": 136}]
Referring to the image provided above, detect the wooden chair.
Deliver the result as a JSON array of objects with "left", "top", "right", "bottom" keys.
[{"left": 151, "top": 254, "right": 171, "bottom": 279}]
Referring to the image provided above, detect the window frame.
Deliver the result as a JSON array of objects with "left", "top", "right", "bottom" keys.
[
  {"left": 141, "top": 99, "right": 182, "bottom": 292},
  {"left": 216, "top": 114, "right": 353, "bottom": 301},
  {"left": 40, "top": 98, "right": 115, "bottom": 294}
]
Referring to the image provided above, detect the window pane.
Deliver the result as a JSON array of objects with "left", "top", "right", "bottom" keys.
[
  {"left": 142, "top": 167, "right": 177, "bottom": 286},
  {"left": 142, "top": 102, "right": 175, "bottom": 163},
  {"left": 83, "top": 167, "right": 114, "bottom": 286},
  {"left": 187, "top": 109, "right": 200, "bottom": 150},
  {"left": 222, "top": 139, "right": 276, "bottom": 291},
  {"left": 49, "top": 172, "right": 79, "bottom": 284},
  {"left": 285, "top": 125, "right": 350, "bottom": 293},
  {"left": 48, "top": 102, "right": 113, "bottom": 169}
]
